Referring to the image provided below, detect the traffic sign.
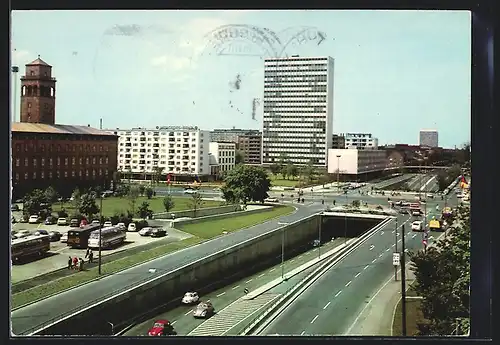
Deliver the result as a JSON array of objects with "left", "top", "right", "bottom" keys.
[{"left": 392, "top": 253, "right": 400, "bottom": 266}]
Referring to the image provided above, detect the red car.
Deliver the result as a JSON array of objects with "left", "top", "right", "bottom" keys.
[{"left": 147, "top": 320, "right": 176, "bottom": 336}]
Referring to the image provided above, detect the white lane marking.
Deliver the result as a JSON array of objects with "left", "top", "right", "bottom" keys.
[
  {"left": 396, "top": 232, "right": 400, "bottom": 236},
  {"left": 335, "top": 290, "right": 342, "bottom": 297},
  {"left": 369, "top": 245, "right": 375, "bottom": 251},
  {"left": 269, "top": 268, "right": 276, "bottom": 272},
  {"left": 345, "top": 280, "right": 352, "bottom": 287},
  {"left": 364, "top": 265, "right": 369, "bottom": 270},
  {"left": 185, "top": 310, "right": 192, "bottom": 316},
  {"left": 392, "top": 230, "right": 395, "bottom": 234},
  {"left": 323, "top": 301, "right": 331, "bottom": 309},
  {"left": 386, "top": 248, "right": 390, "bottom": 252},
  {"left": 355, "top": 272, "right": 361, "bottom": 278},
  {"left": 392, "top": 244, "right": 396, "bottom": 247},
  {"left": 171, "top": 321, "right": 177, "bottom": 325},
  {"left": 245, "top": 279, "right": 253, "bottom": 283},
  {"left": 379, "top": 253, "right": 383, "bottom": 258},
  {"left": 310, "top": 315, "right": 319, "bottom": 324},
  {"left": 305, "top": 252, "right": 310, "bottom": 255},
  {"left": 398, "top": 239, "right": 402, "bottom": 243},
  {"left": 289, "top": 259, "right": 295, "bottom": 263},
  {"left": 412, "top": 234, "right": 417, "bottom": 239},
  {"left": 371, "top": 259, "right": 377, "bottom": 263},
  {"left": 298, "top": 255, "right": 303, "bottom": 259},
  {"left": 258, "top": 273, "right": 265, "bottom": 278},
  {"left": 232, "top": 285, "right": 240, "bottom": 290},
  {"left": 380, "top": 231, "right": 384, "bottom": 235},
  {"left": 407, "top": 231, "right": 411, "bottom": 235},
  {"left": 217, "top": 292, "right": 226, "bottom": 297},
  {"left": 429, "top": 236, "right": 434, "bottom": 239},
  {"left": 300, "top": 331, "right": 305, "bottom": 336}
]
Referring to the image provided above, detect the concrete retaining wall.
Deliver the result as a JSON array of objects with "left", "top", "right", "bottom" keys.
[
  {"left": 37, "top": 215, "right": 321, "bottom": 335},
  {"left": 153, "top": 205, "right": 241, "bottom": 219},
  {"left": 173, "top": 207, "right": 274, "bottom": 227}
]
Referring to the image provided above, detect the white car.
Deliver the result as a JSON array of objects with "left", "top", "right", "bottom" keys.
[
  {"left": 411, "top": 221, "right": 423, "bottom": 232},
  {"left": 57, "top": 217, "right": 68, "bottom": 226},
  {"left": 139, "top": 227, "right": 153, "bottom": 236},
  {"left": 28, "top": 215, "right": 40, "bottom": 224},
  {"left": 182, "top": 292, "right": 199, "bottom": 305},
  {"left": 91, "top": 220, "right": 100, "bottom": 225},
  {"left": 117, "top": 222, "right": 126, "bottom": 230},
  {"left": 128, "top": 223, "right": 137, "bottom": 232},
  {"left": 184, "top": 189, "right": 196, "bottom": 194},
  {"left": 16, "top": 229, "right": 30, "bottom": 238},
  {"left": 103, "top": 221, "right": 112, "bottom": 227},
  {"left": 265, "top": 198, "right": 279, "bottom": 203},
  {"left": 60, "top": 232, "right": 68, "bottom": 243}
]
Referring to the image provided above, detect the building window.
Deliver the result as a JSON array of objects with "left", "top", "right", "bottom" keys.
[
  {"left": 33, "top": 172, "right": 37, "bottom": 179},
  {"left": 57, "top": 145, "right": 61, "bottom": 152},
  {"left": 28, "top": 102, "right": 32, "bottom": 108},
  {"left": 105, "top": 169, "right": 109, "bottom": 176},
  {"left": 65, "top": 158, "right": 68, "bottom": 166},
  {"left": 24, "top": 158, "right": 28, "bottom": 167},
  {"left": 85, "top": 170, "right": 89, "bottom": 177},
  {"left": 56, "top": 171, "right": 60, "bottom": 178},
  {"left": 15, "top": 158, "right": 20, "bottom": 167},
  {"left": 49, "top": 172, "right": 53, "bottom": 179},
  {"left": 65, "top": 144, "right": 69, "bottom": 151},
  {"left": 15, "top": 173, "right": 19, "bottom": 181},
  {"left": 86, "top": 158, "right": 89, "bottom": 165},
  {"left": 49, "top": 158, "right": 53, "bottom": 166},
  {"left": 64, "top": 171, "right": 68, "bottom": 178},
  {"left": 16, "top": 144, "right": 20, "bottom": 152},
  {"left": 79, "top": 171, "right": 83, "bottom": 177},
  {"left": 93, "top": 145, "right": 96, "bottom": 152},
  {"left": 24, "top": 173, "right": 28, "bottom": 180},
  {"left": 72, "top": 157, "right": 76, "bottom": 165},
  {"left": 24, "top": 144, "right": 28, "bottom": 152},
  {"left": 41, "top": 172, "right": 45, "bottom": 179},
  {"left": 72, "top": 171, "right": 76, "bottom": 177},
  {"left": 41, "top": 144, "right": 45, "bottom": 152},
  {"left": 33, "top": 158, "right": 37, "bottom": 167},
  {"left": 105, "top": 157, "right": 109, "bottom": 164},
  {"left": 99, "top": 145, "right": 103, "bottom": 152},
  {"left": 99, "top": 169, "right": 102, "bottom": 176},
  {"left": 99, "top": 157, "right": 103, "bottom": 165},
  {"left": 79, "top": 157, "right": 83, "bottom": 165},
  {"left": 92, "top": 157, "right": 96, "bottom": 165},
  {"left": 80, "top": 145, "right": 83, "bottom": 152},
  {"left": 92, "top": 169, "right": 96, "bottom": 178},
  {"left": 57, "top": 157, "right": 60, "bottom": 166}
]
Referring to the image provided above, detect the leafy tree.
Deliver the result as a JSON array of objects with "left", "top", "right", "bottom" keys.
[
  {"left": 152, "top": 166, "right": 165, "bottom": 184},
  {"left": 23, "top": 189, "right": 47, "bottom": 216},
  {"left": 319, "top": 171, "right": 330, "bottom": 187},
  {"left": 409, "top": 206, "right": 470, "bottom": 336},
  {"left": 115, "top": 184, "right": 130, "bottom": 197},
  {"left": 78, "top": 193, "right": 100, "bottom": 219},
  {"left": 280, "top": 165, "right": 288, "bottom": 180},
  {"left": 57, "top": 209, "right": 69, "bottom": 218},
  {"left": 163, "top": 195, "right": 175, "bottom": 212},
  {"left": 269, "top": 163, "right": 280, "bottom": 175},
  {"left": 286, "top": 164, "right": 298, "bottom": 180},
  {"left": 235, "top": 150, "right": 244, "bottom": 164},
  {"left": 351, "top": 200, "right": 361, "bottom": 208},
  {"left": 71, "top": 188, "right": 82, "bottom": 210},
  {"left": 222, "top": 165, "right": 271, "bottom": 204},
  {"left": 138, "top": 185, "right": 146, "bottom": 196},
  {"left": 127, "top": 186, "right": 140, "bottom": 215},
  {"left": 189, "top": 192, "right": 204, "bottom": 218},
  {"left": 145, "top": 187, "right": 154, "bottom": 199},
  {"left": 44, "top": 186, "right": 59, "bottom": 205},
  {"left": 301, "top": 161, "right": 316, "bottom": 182},
  {"left": 137, "top": 201, "right": 153, "bottom": 219}
]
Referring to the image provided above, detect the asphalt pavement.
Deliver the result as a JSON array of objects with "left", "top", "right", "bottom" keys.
[{"left": 259, "top": 200, "right": 447, "bottom": 336}]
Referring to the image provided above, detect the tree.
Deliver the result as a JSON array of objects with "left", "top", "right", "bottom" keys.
[
  {"left": 71, "top": 188, "right": 82, "bottom": 210},
  {"left": 269, "top": 163, "right": 280, "bottom": 175},
  {"left": 44, "top": 186, "right": 58, "bottom": 205},
  {"left": 138, "top": 185, "right": 146, "bottom": 196},
  {"left": 152, "top": 166, "right": 165, "bottom": 185},
  {"left": 351, "top": 200, "right": 361, "bottom": 208},
  {"left": 409, "top": 206, "right": 470, "bottom": 336},
  {"left": 302, "top": 161, "right": 316, "bottom": 182},
  {"left": 280, "top": 165, "right": 288, "bottom": 180},
  {"left": 78, "top": 193, "right": 100, "bottom": 219},
  {"left": 163, "top": 195, "right": 175, "bottom": 212},
  {"left": 235, "top": 150, "right": 245, "bottom": 165},
  {"left": 222, "top": 165, "right": 271, "bottom": 204},
  {"left": 23, "top": 189, "right": 47, "bottom": 216},
  {"left": 145, "top": 187, "right": 154, "bottom": 199},
  {"left": 127, "top": 186, "right": 140, "bottom": 215},
  {"left": 319, "top": 171, "right": 330, "bottom": 187},
  {"left": 115, "top": 184, "right": 130, "bottom": 197},
  {"left": 189, "top": 192, "right": 204, "bottom": 218},
  {"left": 286, "top": 164, "right": 298, "bottom": 180},
  {"left": 137, "top": 201, "right": 153, "bottom": 219}
]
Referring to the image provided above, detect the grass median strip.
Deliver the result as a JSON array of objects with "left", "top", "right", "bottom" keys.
[
  {"left": 392, "top": 282, "right": 426, "bottom": 336},
  {"left": 11, "top": 237, "right": 202, "bottom": 309},
  {"left": 178, "top": 205, "right": 295, "bottom": 238}
]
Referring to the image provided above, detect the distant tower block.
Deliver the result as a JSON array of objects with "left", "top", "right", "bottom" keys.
[{"left": 20, "top": 55, "right": 57, "bottom": 124}]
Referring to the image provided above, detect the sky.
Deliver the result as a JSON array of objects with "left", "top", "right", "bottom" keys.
[{"left": 11, "top": 10, "right": 471, "bottom": 148}]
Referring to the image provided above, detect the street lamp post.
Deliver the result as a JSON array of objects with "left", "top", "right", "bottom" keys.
[
  {"left": 98, "top": 188, "right": 103, "bottom": 275},
  {"left": 336, "top": 155, "right": 341, "bottom": 194},
  {"left": 318, "top": 213, "right": 322, "bottom": 259},
  {"left": 400, "top": 224, "right": 407, "bottom": 336},
  {"left": 11, "top": 66, "right": 19, "bottom": 123},
  {"left": 277, "top": 221, "right": 289, "bottom": 280},
  {"left": 394, "top": 218, "right": 398, "bottom": 281}
]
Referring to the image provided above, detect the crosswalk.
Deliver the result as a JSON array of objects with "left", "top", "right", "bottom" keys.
[{"left": 188, "top": 293, "right": 281, "bottom": 336}]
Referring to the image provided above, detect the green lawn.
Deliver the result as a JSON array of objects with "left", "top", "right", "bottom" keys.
[
  {"left": 392, "top": 282, "right": 427, "bottom": 336},
  {"left": 178, "top": 205, "right": 295, "bottom": 238},
  {"left": 11, "top": 237, "right": 203, "bottom": 309},
  {"left": 52, "top": 196, "right": 223, "bottom": 217}
]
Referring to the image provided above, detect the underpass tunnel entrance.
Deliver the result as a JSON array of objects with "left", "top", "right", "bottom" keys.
[{"left": 319, "top": 216, "right": 382, "bottom": 244}]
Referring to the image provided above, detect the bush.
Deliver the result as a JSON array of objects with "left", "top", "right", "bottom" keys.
[
  {"left": 145, "top": 187, "right": 154, "bottom": 199},
  {"left": 70, "top": 213, "right": 85, "bottom": 222},
  {"left": 136, "top": 219, "right": 149, "bottom": 230},
  {"left": 115, "top": 184, "right": 130, "bottom": 197},
  {"left": 58, "top": 209, "right": 69, "bottom": 218}
]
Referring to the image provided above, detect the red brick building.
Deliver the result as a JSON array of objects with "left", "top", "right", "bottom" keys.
[{"left": 11, "top": 57, "right": 118, "bottom": 198}]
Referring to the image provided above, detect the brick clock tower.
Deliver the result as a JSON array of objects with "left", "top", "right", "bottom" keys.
[{"left": 20, "top": 56, "right": 57, "bottom": 124}]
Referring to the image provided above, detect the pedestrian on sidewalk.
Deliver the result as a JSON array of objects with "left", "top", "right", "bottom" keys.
[
  {"left": 79, "top": 257, "right": 84, "bottom": 271},
  {"left": 85, "top": 248, "right": 90, "bottom": 259},
  {"left": 88, "top": 250, "right": 94, "bottom": 264},
  {"left": 72, "top": 256, "right": 78, "bottom": 270},
  {"left": 68, "top": 256, "right": 73, "bottom": 269}
]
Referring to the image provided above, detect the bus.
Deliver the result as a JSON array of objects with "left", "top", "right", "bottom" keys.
[
  {"left": 408, "top": 203, "right": 422, "bottom": 216},
  {"left": 88, "top": 225, "right": 127, "bottom": 249},
  {"left": 11, "top": 235, "right": 51, "bottom": 262},
  {"left": 67, "top": 224, "right": 101, "bottom": 248}
]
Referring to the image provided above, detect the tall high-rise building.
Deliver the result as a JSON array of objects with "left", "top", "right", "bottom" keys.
[
  {"left": 419, "top": 129, "right": 439, "bottom": 148},
  {"left": 262, "top": 56, "right": 334, "bottom": 167}
]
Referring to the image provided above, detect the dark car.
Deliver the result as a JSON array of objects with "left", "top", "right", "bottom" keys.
[
  {"left": 70, "top": 218, "right": 79, "bottom": 227},
  {"left": 48, "top": 230, "right": 62, "bottom": 241},
  {"left": 150, "top": 228, "right": 167, "bottom": 238},
  {"left": 193, "top": 301, "right": 215, "bottom": 319},
  {"left": 147, "top": 320, "right": 176, "bottom": 336},
  {"left": 45, "top": 216, "right": 57, "bottom": 225},
  {"left": 34, "top": 229, "right": 50, "bottom": 236},
  {"left": 11, "top": 204, "right": 19, "bottom": 211}
]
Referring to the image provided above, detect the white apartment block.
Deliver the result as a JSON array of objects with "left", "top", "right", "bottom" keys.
[
  {"left": 327, "top": 149, "right": 387, "bottom": 175},
  {"left": 419, "top": 129, "right": 439, "bottom": 148},
  {"left": 209, "top": 142, "right": 236, "bottom": 175},
  {"left": 343, "top": 133, "right": 379, "bottom": 150},
  {"left": 262, "top": 56, "right": 334, "bottom": 167},
  {"left": 111, "top": 126, "right": 210, "bottom": 176}
]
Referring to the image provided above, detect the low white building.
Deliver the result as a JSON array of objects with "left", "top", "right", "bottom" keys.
[
  {"left": 209, "top": 142, "right": 236, "bottom": 176},
  {"left": 343, "top": 133, "right": 378, "bottom": 150},
  {"left": 109, "top": 126, "right": 210, "bottom": 176},
  {"left": 327, "top": 149, "right": 387, "bottom": 175}
]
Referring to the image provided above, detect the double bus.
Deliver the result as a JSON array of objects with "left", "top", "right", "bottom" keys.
[
  {"left": 88, "top": 225, "right": 127, "bottom": 249},
  {"left": 11, "top": 235, "right": 51, "bottom": 262},
  {"left": 67, "top": 224, "right": 101, "bottom": 248}
]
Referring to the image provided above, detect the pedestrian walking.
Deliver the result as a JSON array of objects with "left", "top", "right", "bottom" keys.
[
  {"left": 72, "top": 256, "right": 78, "bottom": 270},
  {"left": 68, "top": 256, "right": 73, "bottom": 270},
  {"left": 85, "top": 248, "right": 90, "bottom": 259},
  {"left": 89, "top": 250, "right": 94, "bottom": 264},
  {"left": 79, "top": 258, "right": 84, "bottom": 271}
]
